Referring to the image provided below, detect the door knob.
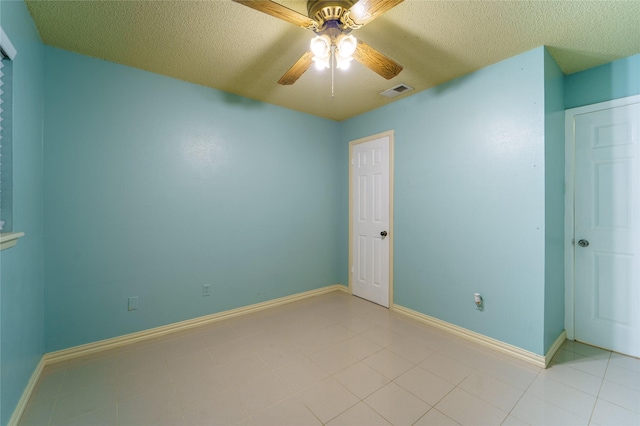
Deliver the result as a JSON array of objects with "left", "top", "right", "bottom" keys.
[
  {"left": 578, "top": 239, "right": 589, "bottom": 247},
  {"left": 380, "top": 231, "right": 388, "bottom": 237}
]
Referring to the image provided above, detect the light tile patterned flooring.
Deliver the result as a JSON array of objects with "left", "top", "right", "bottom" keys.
[{"left": 19, "top": 291, "right": 640, "bottom": 425}]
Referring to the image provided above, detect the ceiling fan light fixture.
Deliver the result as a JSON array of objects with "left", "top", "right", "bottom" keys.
[
  {"left": 336, "top": 55, "right": 353, "bottom": 70},
  {"left": 313, "top": 56, "right": 330, "bottom": 70},
  {"left": 336, "top": 34, "right": 357, "bottom": 58},
  {"left": 310, "top": 35, "right": 331, "bottom": 58},
  {"left": 232, "top": 0, "right": 405, "bottom": 86}
]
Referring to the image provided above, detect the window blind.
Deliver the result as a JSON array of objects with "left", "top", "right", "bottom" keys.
[
  {"left": 1, "top": 56, "right": 5, "bottom": 231},
  {"left": 0, "top": 52, "right": 14, "bottom": 231}
]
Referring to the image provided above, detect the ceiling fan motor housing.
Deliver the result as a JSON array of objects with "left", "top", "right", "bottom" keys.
[{"left": 307, "top": 0, "right": 357, "bottom": 32}]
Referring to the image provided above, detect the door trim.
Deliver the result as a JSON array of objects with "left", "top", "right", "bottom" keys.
[
  {"left": 564, "top": 94, "right": 640, "bottom": 340},
  {"left": 348, "top": 130, "right": 394, "bottom": 306}
]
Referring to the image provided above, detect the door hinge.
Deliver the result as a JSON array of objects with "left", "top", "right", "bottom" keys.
[
  {"left": 350, "top": 266, "right": 354, "bottom": 274},
  {"left": 351, "top": 158, "right": 354, "bottom": 166}
]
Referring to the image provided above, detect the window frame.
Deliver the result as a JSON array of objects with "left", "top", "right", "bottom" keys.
[{"left": 0, "top": 25, "right": 23, "bottom": 250}]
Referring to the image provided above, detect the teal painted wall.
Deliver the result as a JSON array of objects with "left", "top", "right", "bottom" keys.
[
  {"left": 341, "top": 47, "right": 552, "bottom": 355},
  {"left": 1, "top": 4, "right": 638, "bottom": 416},
  {"left": 0, "top": 1, "right": 45, "bottom": 425},
  {"left": 43, "top": 47, "right": 342, "bottom": 352},
  {"left": 565, "top": 53, "right": 640, "bottom": 109},
  {"left": 543, "top": 49, "right": 566, "bottom": 353}
]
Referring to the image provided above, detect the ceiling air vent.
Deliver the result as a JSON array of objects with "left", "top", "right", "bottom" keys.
[{"left": 380, "top": 84, "right": 414, "bottom": 99}]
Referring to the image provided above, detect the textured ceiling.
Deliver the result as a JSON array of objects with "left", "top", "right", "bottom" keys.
[{"left": 26, "top": 0, "right": 640, "bottom": 121}]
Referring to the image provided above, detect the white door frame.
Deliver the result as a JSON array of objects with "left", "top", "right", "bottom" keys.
[
  {"left": 348, "top": 130, "right": 394, "bottom": 306},
  {"left": 564, "top": 94, "right": 640, "bottom": 340}
]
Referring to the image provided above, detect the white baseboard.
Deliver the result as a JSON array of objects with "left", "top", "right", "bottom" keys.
[
  {"left": 545, "top": 329, "right": 567, "bottom": 367},
  {"left": 10, "top": 284, "right": 344, "bottom": 425},
  {"left": 335, "top": 284, "right": 350, "bottom": 294},
  {"left": 45, "top": 284, "right": 346, "bottom": 365},
  {"left": 392, "top": 304, "right": 565, "bottom": 369},
  {"left": 8, "top": 357, "right": 45, "bottom": 426}
]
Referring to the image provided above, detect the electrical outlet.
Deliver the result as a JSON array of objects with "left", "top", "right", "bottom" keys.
[
  {"left": 203, "top": 284, "right": 210, "bottom": 297},
  {"left": 128, "top": 296, "right": 138, "bottom": 311}
]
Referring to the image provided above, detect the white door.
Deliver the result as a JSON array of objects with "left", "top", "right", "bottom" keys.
[
  {"left": 350, "top": 133, "right": 392, "bottom": 308},
  {"left": 574, "top": 101, "right": 640, "bottom": 357}
]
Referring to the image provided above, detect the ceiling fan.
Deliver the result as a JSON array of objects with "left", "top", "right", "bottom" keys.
[{"left": 233, "top": 0, "right": 404, "bottom": 85}]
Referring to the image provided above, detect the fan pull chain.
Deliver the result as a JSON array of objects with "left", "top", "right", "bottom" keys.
[{"left": 331, "top": 45, "right": 335, "bottom": 98}]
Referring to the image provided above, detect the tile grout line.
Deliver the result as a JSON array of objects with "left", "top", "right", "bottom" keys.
[{"left": 587, "top": 350, "right": 613, "bottom": 426}]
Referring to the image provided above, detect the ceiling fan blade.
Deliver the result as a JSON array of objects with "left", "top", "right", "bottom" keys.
[
  {"left": 233, "top": 0, "right": 318, "bottom": 30},
  {"left": 348, "top": 0, "right": 404, "bottom": 27},
  {"left": 278, "top": 51, "right": 314, "bottom": 85},
  {"left": 353, "top": 40, "right": 403, "bottom": 80}
]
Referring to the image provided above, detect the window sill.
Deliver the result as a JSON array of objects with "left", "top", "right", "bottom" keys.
[{"left": 0, "top": 232, "right": 25, "bottom": 251}]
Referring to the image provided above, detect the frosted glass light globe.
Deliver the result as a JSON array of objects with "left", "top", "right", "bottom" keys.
[
  {"left": 337, "top": 35, "right": 357, "bottom": 58},
  {"left": 310, "top": 36, "right": 330, "bottom": 58}
]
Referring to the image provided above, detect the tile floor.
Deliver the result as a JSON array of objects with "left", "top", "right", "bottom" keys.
[{"left": 18, "top": 291, "right": 640, "bottom": 425}]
